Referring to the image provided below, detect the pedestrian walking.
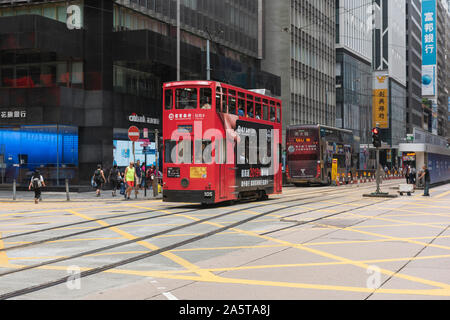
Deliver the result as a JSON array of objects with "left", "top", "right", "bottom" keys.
[
  {"left": 418, "top": 165, "right": 431, "bottom": 197},
  {"left": 410, "top": 167, "right": 417, "bottom": 185},
  {"left": 124, "top": 161, "right": 137, "bottom": 200},
  {"left": 92, "top": 164, "right": 106, "bottom": 197},
  {"left": 146, "top": 164, "right": 158, "bottom": 197},
  {"left": 405, "top": 165, "right": 410, "bottom": 184},
  {"left": 134, "top": 160, "right": 143, "bottom": 199},
  {"left": 28, "top": 170, "right": 45, "bottom": 204},
  {"left": 119, "top": 171, "right": 126, "bottom": 196},
  {"left": 108, "top": 164, "right": 121, "bottom": 197},
  {"left": 140, "top": 162, "right": 147, "bottom": 190}
]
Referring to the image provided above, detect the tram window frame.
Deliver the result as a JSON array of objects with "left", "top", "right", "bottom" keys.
[
  {"left": 228, "top": 90, "right": 236, "bottom": 115},
  {"left": 276, "top": 107, "right": 281, "bottom": 123},
  {"left": 164, "top": 89, "right": 173, "bottom": 110},
  {"left": 164, "top": 140, "right": 177, "bottom": 164},
  {"left": 200, "top": 87, "right": 212, "bottom": 110},
  {"left": 175, "top": 88, "right": 198, "bottom": 110},
  {"left": 221, "top": 88, "right": 228, "bottom": 113},
  {"left": 177, "top": 138, "right": 193, "bottom": 164},
  {"left": 270, "top": 106, "right": 276, "bottom": 122},
  {"left": 262, "top": 104, "right": 269, "bottom": 121},
  {"left": 215, "top": 92, "right": 221, "bottom": 113},
  {"left": 255, "top": 103, "right": 262, "bottom": 119},
  {"left": 246, "top": 97, "right": 254, "bottom": 118},
  {"left": 237, "top": 98, "right": 245, "bottom": 117},
  {"left": 194, "top": 140, "right": 213, "bottom": 164},
  {"left": 255, "top": 96, "right": 261, "bottom": 102}
]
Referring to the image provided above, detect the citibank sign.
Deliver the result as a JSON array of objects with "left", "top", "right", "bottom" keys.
[{"left": 128, "top": 113, "right": 160, "bottom": 125}]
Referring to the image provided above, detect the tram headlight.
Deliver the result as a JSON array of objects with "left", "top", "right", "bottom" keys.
[{"left": 181, "top": 178, "right": 189, "bottom": 188}]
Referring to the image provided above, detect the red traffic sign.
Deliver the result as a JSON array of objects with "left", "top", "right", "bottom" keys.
[{"left": 128, "top": 126, "right": 140, "bottom": 142}]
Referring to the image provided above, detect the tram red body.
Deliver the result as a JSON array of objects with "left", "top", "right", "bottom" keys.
[{"left": 162, "top": 81, "right": 282, "bottom": 204}]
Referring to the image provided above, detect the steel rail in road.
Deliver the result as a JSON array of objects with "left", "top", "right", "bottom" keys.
[
  {"left": 0, "top": 181, "right": 393, "bottom": 252},
  {"left": 0, "top": 183, "right": 398, "bottom": 300}
]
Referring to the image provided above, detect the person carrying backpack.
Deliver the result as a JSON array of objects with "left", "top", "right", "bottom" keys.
[
  {"left": 28, "top": 170, "right": 45, "bottom": 204},
  {"left": 108, "top": 164, "right": 121, "bottom": 197},
  {"left": 92, "top": 164, "right": 106, "bottom": 197}
]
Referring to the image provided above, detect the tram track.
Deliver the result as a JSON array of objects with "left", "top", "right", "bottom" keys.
[
  {"left": 0, "top": 181, "right": 392, "bottom": 252},
  {"left": 0, "top": 183, "right": 398, "bottom": 299}
]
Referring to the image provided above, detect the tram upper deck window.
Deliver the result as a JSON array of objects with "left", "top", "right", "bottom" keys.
[
  {"left": 176, "top": 88, "right": 197, "bottom": 109},
  {"left": 246, "top": 96, "right": 254, "bottom": 118},
  {"left": 270, "top": 106, "right": 276, "bottom": 122},
  {"left": 165, "top": 90, "right": 173, "bottom": 110},
  {"left": 228, "top": 90, "right": 236, "bottom": 114},
  {"left": 276, "top": 107, "right": 281, "bottom": 123},
  {"left": 263, "top": 104, "right": 269, "bottom": 121},
  {"left": 221, "top": 88, "right": 228, "bottom": 112},
  {"left": 200, "top": 88, "right": 212, "bottom": 110},
  {"left": 238, "top": 99, "right": 245, "bottom": 117},
  {"left": 255, "top": 103, "right": 262, "bottom": 119}
]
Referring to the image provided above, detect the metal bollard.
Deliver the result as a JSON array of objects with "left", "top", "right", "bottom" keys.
[
  {"left": 13, "top": 179, "right": 16, "bottom": 201},
  {"left": 65, "top": 179, "right": 70, "bottom": 201}
]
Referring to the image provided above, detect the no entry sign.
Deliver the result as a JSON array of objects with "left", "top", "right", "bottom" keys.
[{"left": 128, "top": 126, "right": 140, "bottom": 142}]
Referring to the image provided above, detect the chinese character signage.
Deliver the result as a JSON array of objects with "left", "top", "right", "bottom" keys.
[
  {"left": 372, "top": 72, "right": 389, "bottom": 129},
  {"left": 0, "top": 110, "right": 27, "bottom": 120},
  {"left": 422, "top": 0, "right": 437, "bottom": 97}
]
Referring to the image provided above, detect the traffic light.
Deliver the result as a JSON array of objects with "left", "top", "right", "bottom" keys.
[{"left": 372, "top": 127, "right": 381, "bottom": 148}]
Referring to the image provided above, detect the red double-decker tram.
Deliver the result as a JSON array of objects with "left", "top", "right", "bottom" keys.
[{"left": 162, "top": 81, "right": 282, "bottom": 204}]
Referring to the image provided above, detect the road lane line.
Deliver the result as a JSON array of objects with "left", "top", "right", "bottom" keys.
[
  {"left": 162, "top": 292, "right": 178, "bottom": 300},
  {"left": 66, "top": 209, "right": 215, "bottom": 279}
]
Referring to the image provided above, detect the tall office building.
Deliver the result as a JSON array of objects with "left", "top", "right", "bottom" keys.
[
  {"left": 372, "top": 0, "right": 407, "bottom": 167},
  {"left": 405, "top": 0, "right": 423, "bottom": 135},
  {"left": 372, "top": 0, "right": 407, "bottom": 166},
  {"left": 262, "top": 0, "right": 336, "bottom": 143},
  {"left": 335, "top": 0, "right": 373, "bottom": 145},
  {"left": 0, "top": 0, "right": 280, "bottom": 184}
]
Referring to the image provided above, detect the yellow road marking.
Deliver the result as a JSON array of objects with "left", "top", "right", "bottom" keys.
[
  {"left": 66, "top": 209, "right": 215, "bottom": 279},
  {"left": 435, "top": 190, "right": 450, "bottom": 199},
  {"left": 138, "top": 205, "right": 450, "bottom": 291},
  {"left": 0, "top": 233, "right": 10, "bottom": 267},
  {"left": 317, "top": 222, "right": 450, "bottom": 252},
  {"left": 4, "top": 262, "right": 450, "bottom": 297}
]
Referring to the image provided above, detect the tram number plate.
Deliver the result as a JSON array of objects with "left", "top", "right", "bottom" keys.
[
  {"left": 167, "top": 167, "right": 180, "bottom": 178},
  {"left": 204, "top": 191, "right": 213, "bottom": 198}
]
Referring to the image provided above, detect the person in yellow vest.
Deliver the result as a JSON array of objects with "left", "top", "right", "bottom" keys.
[{"left": 124, "top": 161, "right": 137, "bottom": 200}]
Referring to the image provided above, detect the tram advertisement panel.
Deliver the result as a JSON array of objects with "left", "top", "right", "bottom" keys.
[{"left": 234, "top": 119, "right": 275, "bottom": 193}]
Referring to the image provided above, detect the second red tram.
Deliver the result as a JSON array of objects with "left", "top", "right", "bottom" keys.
[{"left": 162, "top": 81, "right": 282, "bottom": 204}]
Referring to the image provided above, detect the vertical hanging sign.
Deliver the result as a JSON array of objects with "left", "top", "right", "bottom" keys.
[
  {"left": 372, "top": 72, "right": 389, "bottom": 128},
  {"left": 422, "top": 0, "right": 437, "bottom": 97}
]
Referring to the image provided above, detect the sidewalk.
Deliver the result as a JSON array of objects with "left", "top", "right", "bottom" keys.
[{"left": 0, "top": 189, "right": 162, "bottom": 203}]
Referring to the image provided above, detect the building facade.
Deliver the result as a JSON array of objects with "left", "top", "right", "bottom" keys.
[
  {"left": 335, "top": 0, "right": 373, "bottom": 145},
  {"left": 405, "top": 0, "right": 423, "bottom": 134},
  {"left": 372, "top": 0, "right": 407, "bottom": 168},
  {"left": 0, "top": 0, "right": 280, "bottom": 185},
  {"left": 262, "top": 0, "right": 336, "bottom": 144}
]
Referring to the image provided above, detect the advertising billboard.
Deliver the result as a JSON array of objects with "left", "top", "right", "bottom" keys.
[
  {"left": 372, "top": 73, "right": 389, "bottom": 128},
  {"left": 422, "top": 0, "right": 437, "bottom": 97}
]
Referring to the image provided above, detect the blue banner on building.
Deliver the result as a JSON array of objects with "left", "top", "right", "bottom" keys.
[{"left": 422, "top": 0, "right": 437, "bottom": 97}]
